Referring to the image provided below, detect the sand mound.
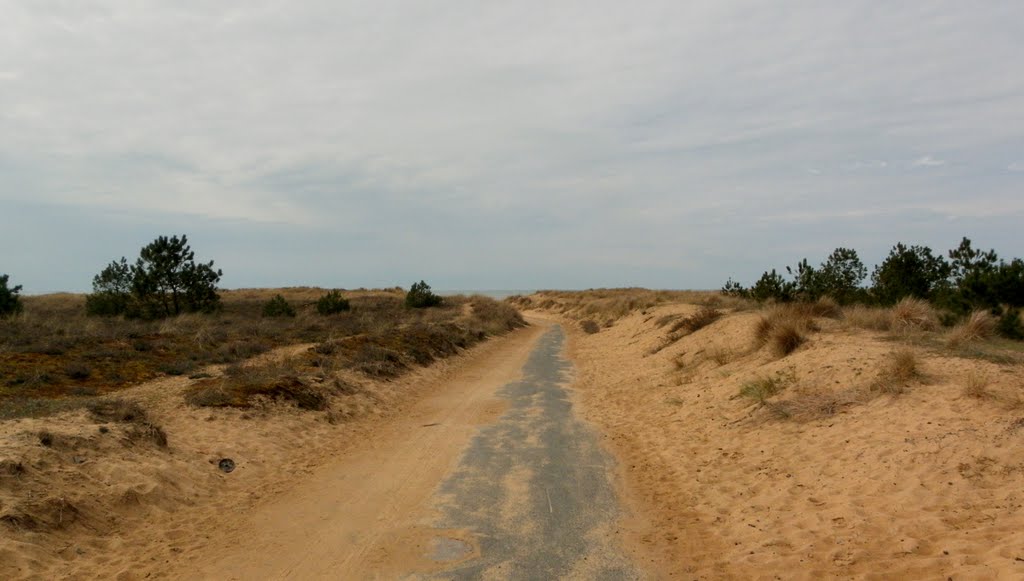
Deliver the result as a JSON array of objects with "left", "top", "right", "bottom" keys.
[{"left": 528, "top": 298, "right": 1024, "bottom": 579}]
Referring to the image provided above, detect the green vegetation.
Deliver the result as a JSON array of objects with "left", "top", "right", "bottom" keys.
[
  {"left": 405, "top": 280, "right": 443, "bottom": 308},
  {"left": 86, "top": 234, "right": 222, "bottom": 319},
  {"left": 723, "top": 238, "right": 1024, "bottom": 340},
  {"left": 0, "top": 274, "right": 23, "bottom": 317},
  {"left": 1, "top": 289, "right": 526, "bottom": 418},
  {"left": 262, "top": 294, "right": 296, "bottom": 318},
  {"left": 316, "top": 290, "right": 351, "bottom": 315}
]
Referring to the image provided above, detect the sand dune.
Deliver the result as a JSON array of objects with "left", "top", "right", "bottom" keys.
[{"left": 526, "top": 296, "right": 1024, "bottom": 579}]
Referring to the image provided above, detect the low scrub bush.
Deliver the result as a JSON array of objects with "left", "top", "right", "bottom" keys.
[
  {"left": 316, "top": 290, "right": 351, "bottom": 315},
  {"left": 997, "top": 308, "right": 1024, "bottom": 340},
  {"left": 0, "top": 274, "right": 23, "bottom": 317},
  {"left": 262, "top": 294, "right": 296, "bottom": 318},
  {"left": 581, "top": 320, "right": 600, "bottom": 334},
  {"left": 406, "top": 281, "right": 443, "bottom": 309}
]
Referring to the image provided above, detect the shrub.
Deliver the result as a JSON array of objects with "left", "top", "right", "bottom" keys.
[
  {"left": 870, "top": 243, "right": 950, "bottom": 305},
  {"left": 405, "top": 280, "right": 443, "bottom": 309},
  {"left": 580, "top": 320, "right": 600, "bottom": 334},
  {"left": 0, "top": 274, "right": 23, "bottom": 317},
  {"left": 316, "top": 290, "right": 351, "bottom": 315},
  {"left": 262, "top": 294, "right": 296, "bottom": 318},
  {"left": 996, "top": 307, "right": 1024, "bottom": 340}
]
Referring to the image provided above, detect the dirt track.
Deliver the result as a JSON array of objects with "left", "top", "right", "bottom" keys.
[{"left": 168, "top": 319, "right": 639, "bottom": 580}]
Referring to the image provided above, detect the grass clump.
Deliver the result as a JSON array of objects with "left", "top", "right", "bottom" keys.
[
  {"left": 871, "top": 348, "right": 921, "bottom": 395},
  {"left": 962, "top": 371, "right": 991, "bottom": 399},
  {"left": 580, "top": 320, "right": 600, "bottom": 334},
  {"left": 669, "top": 306, "right": 722, "bottom": 335},
  {"left": 739, "top": 369, "right": 796, "bottom": 404},
  {"left": 946, "top": 310, "right": 996, "bottom": 347},
  {"left": 890, "top": 297, "right": 939, "bottom": 332}
]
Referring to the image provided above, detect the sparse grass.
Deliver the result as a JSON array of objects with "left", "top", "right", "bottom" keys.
[
  {"left": 739, "top": 369, "right": 796, "bottom": 404},
  {"left": 707, "top": 347, "right": 734, "bottom": 366},
  {"left": 767, "top": 388, "right": 867, "bottom": 422},
  {"left": 871, "top": 348, "right": 921, "bottom": 395},
  {"left": 947, "top": 310, "right": 996, "bottom": 347},
  {"left": 962, "top": 371, "right": 991, "bottom": 399},
  {"left": 842, "top": 305, "right": 893, "bottom": 332},
  {"left": 669, "top": 306, "right": 722, "bottom": 335}
]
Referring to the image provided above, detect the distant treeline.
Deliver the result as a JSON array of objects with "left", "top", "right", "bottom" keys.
[
  {"left": 0, "top": 234, "right": 445, "bottom": 320},
  {"left": 722, "top": 238, "right": 1023, "bottom": 338}
]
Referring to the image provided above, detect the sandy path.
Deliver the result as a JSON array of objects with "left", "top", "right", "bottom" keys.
[{"left": 157, "top": 319, "right": 637, "bottom": 579}]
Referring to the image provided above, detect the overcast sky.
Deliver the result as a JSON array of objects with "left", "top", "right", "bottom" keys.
[{"left": 2, "top": 1, "right": 1023, "bottom": 293}]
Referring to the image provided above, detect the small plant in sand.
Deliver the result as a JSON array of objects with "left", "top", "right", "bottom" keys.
[
  {"left": 962, "top": 371, "right": 991, "bottom": 400},
  {"left": 946, "top": 310, "right": 996, "bottom": 347},
  {"left": 871, "top": 348, "right": 921, "bottom": 395},
  {"left": 739, "top": 368, "right": 796, "bottom": 404},
  {"left": 753, "top": 306, "right": 812, "bottom": 358},
  {"left": 580, "top": 320, "right": 600, "bottom": 334}
]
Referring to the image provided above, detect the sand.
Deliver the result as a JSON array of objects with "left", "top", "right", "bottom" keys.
[
  {"left": 0, "top": 326, "right": 542, "bottom": 580},
  {"left": 530, "top": 302, "right": 1024, "bottom": 579}
]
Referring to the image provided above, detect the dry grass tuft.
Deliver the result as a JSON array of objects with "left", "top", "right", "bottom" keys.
[
  {"left": 752, "top": 304, "right": 818, "bottom": 358},
  {"left": 707, "top": 347, "right": 734, "bottom": 366},
  {"left": 871, "top": 348, "right": 921, "bottom": 395},
  {"left": 890, "top": 297, "right": 940, "bottom": 332},
  {"left": 768, "top": 388, "right": 867, "bottom": 422},
  {"left": 842, "top": 305, "right": 893, "bottom": 332},
  {"left": 739, "top": 369, "right": 796, "bottom": 403},
  {"left": 947, "top": 310, "right": 996, "bottom": 347},
  {"left": 768, "top": 324, "right": 806, "bottom": 357},
  {"left": 962, "top": 371, "right": 991, "bottom": 399},
  {"left": 668, "top": 306, "right": 722, "bottom": 335},
  {"left": 580, "top": 320, "right": 600, "bottom": 334}
]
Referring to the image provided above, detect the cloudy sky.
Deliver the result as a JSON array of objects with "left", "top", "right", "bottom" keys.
[{"left": 2, "top": 1, "right": 1023, "bottom": 293}]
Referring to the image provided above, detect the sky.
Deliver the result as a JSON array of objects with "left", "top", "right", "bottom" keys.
[{"left": 2, "top": 1, "right": 1023, "bottom": 293}]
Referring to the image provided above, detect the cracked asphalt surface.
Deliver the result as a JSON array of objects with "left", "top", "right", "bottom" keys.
[{"left": 426, "top": 325, "right": 640, "bottom": 580}]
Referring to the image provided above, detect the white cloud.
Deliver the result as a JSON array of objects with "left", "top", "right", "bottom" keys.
[{"left": 1, "top": 1, "right": 1023, "bottom": 290}]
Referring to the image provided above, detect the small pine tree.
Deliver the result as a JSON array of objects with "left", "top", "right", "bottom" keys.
[
  {"left": 262, "top": 294, "right": 296, "bottom": 317},
  {"left": 0, "top": 274, "right": 24, "bottom": 317},
  {"left": 405, "top": 280, "right": 443, "bottom": 308},
  {"left": 316, "top": 290, "right": 351, "bottom": 315}
]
